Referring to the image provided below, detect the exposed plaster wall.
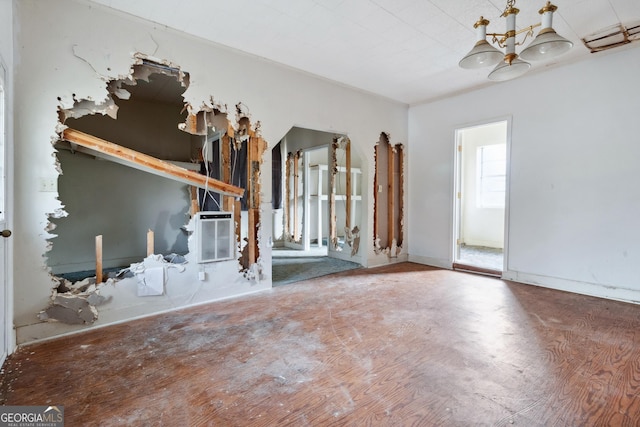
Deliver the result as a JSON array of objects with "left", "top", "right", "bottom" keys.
[
  {"left": 13, "top": 0, "right": 407, "bottom": 344},
  {"left": 408, "top": 45, "right": 640, "bottom": 303}
]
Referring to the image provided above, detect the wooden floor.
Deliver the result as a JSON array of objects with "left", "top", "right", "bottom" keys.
[{"left": 2, "top": 263, "right": 640, "bottom": 426}]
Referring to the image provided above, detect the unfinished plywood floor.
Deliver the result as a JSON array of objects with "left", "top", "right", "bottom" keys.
[{"left": 2, "top": 263, "right": 640, "bottom": 426}]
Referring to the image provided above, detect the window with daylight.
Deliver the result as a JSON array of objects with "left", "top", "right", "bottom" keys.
[{"left": 476, "top": 144, "right": 506, "bottom": 208}]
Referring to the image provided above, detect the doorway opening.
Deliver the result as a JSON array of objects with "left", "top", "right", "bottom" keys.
[
  {"left": 272, "top": 127, "right": 361, "bottom": 286},
  {"left": 453, "top": 120, "right": 508, "bottom": 276}
]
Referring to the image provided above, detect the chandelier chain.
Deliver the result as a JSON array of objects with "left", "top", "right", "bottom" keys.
[{"left": 504, "top": 0, "right": 516, "bottom": 13}]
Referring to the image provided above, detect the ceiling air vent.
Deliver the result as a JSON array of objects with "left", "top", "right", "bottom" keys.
[{"left": 582, "top": 22, "right": 640, "bottom": 53}]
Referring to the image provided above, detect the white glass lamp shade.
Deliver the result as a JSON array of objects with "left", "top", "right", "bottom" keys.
[
  {"left": 520, "top": 28, "right": 573, "bottom": 61},
  {"left": 520, "top": 3, "right": 572, "bottom": 61},
  {"left": 459, "top": 40, "right": 504, "bottom": 69},
  {"left": 488, "top": 57, "right": 531, "bottom": 81},
  {"left": 459, "top": 18, "right": 503, "bottom": 69}
]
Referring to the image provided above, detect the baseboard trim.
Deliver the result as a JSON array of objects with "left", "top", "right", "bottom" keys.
[
  {"left": 367, "top": 253, "right": 409, "bottom": 268},
  {"left": 407, "top": 255, "right": 451, "bottom": 270},
  {"left": 502, "top": 270, "right": 640, "bottom": 305},
  {"left": 453, "top": 262, "right": 501, "bottom": 277}
]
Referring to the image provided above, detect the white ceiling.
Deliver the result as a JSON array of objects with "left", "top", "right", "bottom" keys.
[{"left": 89, "top": 0, "right": 640, "bottom": 105}]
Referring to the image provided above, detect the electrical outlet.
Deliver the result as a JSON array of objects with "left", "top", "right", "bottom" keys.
[
  {"left": 198, "top": 271, "right": 206, "bottom": 281},
  {"left": 38, "top": 177, "right": 58, "bottom": 192}
]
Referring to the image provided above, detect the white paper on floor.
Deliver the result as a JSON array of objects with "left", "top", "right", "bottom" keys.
[
  {"left": 130, "top": 254, "right": 187, "bottom": 297},
  {"left": 136, "top": 266, "right": 165, "bottom": 296}
]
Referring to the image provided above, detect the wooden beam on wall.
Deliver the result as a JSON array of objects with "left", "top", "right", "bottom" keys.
[
  {"left": 373, "top": 143, "right": 379, "bottom": 244},
  {"left": 345, "top": 140, "right": 352, "bottom": 230},
  {"left": 62, "top": 128, "right": 244, "bottom": 198},
  {"left": 293, "top": 151, "right": 300, "bottom": 241},
  {"left": 234, "top": 199, "right": 242, "bottom": 247},
  {"left": 329, "top": 142, "right": 337, "bottom": 248},
  {"left": 146, "top": 229, "right": 154, "bottom": 256},
  {"left": 248, "top": 208, "right": 257, "bottom": 265},
  {"left": 95, "top": 235, "right": 103, "bottom": 283},
  {"left": 247, "top": 134, "right": 266, "bottom": 265},
  {"left": 396, "top": 144, "right": 404, "bottom": 247},
  {"left": 190, "top": 186, "right": 199, "bottom": 216},
  {"left": 221, "top": 135, "right": 232, "bottom": 185},
  {"left": 387, "top": 143, "right": 395, "bottom": 246},
  {"left": 285, "top": 153, "right": 292, "bottom": 241}
]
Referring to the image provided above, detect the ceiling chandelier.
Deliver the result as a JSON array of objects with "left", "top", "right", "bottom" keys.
[{"left": 459, "top": 0, "right": 573, "bottom": 81}]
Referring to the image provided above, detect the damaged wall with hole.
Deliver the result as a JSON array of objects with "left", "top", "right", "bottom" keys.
[
  {"left": 50, "top": 74, "right": 194, "bottom": 275},
  {"left": 275, "top": 127, "right": 366, "bottom": 263},
  {"left": 372, "top": 132, "right": 405, "bottom": 264},
  {"left": 13, "top": 0, "right": 408, "bottom": 344}
]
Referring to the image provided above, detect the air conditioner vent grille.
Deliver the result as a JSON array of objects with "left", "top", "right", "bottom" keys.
[{"left": 195, "top": 211, "right": 234, "bottom": 263}]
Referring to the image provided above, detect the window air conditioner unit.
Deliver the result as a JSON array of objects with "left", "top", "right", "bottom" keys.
[{"left": 195, "top": 211, "right": 234, "bottom": 263}]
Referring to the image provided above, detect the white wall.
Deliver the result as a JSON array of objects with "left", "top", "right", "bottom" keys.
[
  {"left": 409, "top": 45, "right": 640, "bottom": 302},
  {"left": 13, "top": 0, "right": 408, "bottom": 344}
]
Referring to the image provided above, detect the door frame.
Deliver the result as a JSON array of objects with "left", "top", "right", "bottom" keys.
[
  {"left": 0, "top": 55, "right": 14, "bottom": 362},
  {"left": 452, "top": 116, "right": 512, "bottom": 275}
]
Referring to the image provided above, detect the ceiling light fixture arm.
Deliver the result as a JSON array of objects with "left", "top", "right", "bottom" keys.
[{"left": 487, "top": 23, "right": 541, "bottom": 48}]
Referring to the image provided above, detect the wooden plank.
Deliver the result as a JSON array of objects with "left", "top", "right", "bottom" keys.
[
  {"left": 284, "top": 153, "right": 292, "bottom": 240},
  {"left": 387, "top": 142, "right": 395, "bottom": 246},
  {"left": 223, "top": 195, "right": 234, "bottom": 213},
  {"left": 329, "top": 142, "right": 337, "bottom": 247},
  {"left": 396, "top": 144, "right": 404, "bottom": 247},
  {"left": 185, "top": 114, "right": 199, "bottom": 135},
  {"left": 245, "top": 134, "right": 264, "bottom": 265},
  {"left": 345, "top": 140, "right": 351, "bottom": 230},
  {"left": 190, "top": 186, "right": 199, "bottom": 216},
  {"left": 316, "top": 166, "right": 323, "bottom": 247},
  {"left": 246, "top": 137, "right": 255, "bottom": 209},
  {"left": 234, "top": 199, "right": 241, "bottom": 247},
  {"left": 221, "top": 135, "right": 231, "bottom": 184},
  {"left": 251, "top": 136, "right": 265, "bottom": 210},
  {"left": 95, "top": 235, "right": 103, "bottom": 283},
  {"left": 234, "top": 199, "right": 242, "bottom": 239},
  {"left": 147, "top": 229, "right": 154, "bottom": 256},
  {"left": 62, "top": 128, "right": 244, "bottom": 198},
  {"left": 248, "top": 208, "right": 257, "bottom": 265},
  {"left": 251, "top": 160, "right": 260, "bottom": 209},
  {"left": 293, "top": 152, "right": 300, "bottom": 241},
  {"left": 373, "top": 144, "right": 379, "bottom": 243}
]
